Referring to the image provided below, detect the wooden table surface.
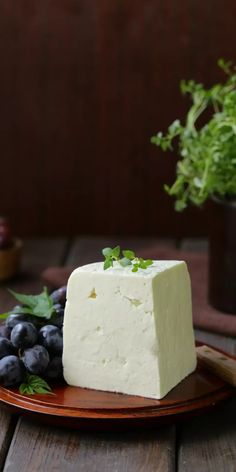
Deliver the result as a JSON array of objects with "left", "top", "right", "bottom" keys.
[{"left": 0, "top": 237, "right": 236, "bottom": 472}]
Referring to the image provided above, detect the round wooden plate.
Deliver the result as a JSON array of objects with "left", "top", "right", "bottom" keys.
[{"left": 0, "top": 344, "right": 235, "bottom": 430}]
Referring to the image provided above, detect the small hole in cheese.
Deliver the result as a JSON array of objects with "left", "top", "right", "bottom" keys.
[
  {"left": 89, "top": 288, "right": 97, "bottom": 299},
  {"left": 124, "top": 296, "right": 142, "bottom": 307},
  {"left": 130, "top": 299, "right": 142, "bottom": 307}
]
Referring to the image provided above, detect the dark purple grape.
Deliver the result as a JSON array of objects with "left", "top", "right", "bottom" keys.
[
  {"left": 11, "top": 322, "right": 38, "bottom": 349},
  {"left": 38, "top": 325, "right": 63, "bottom": 355},
  {"left": 45, "top": 356, "right": 63, "bottom": 379},
  {"left": 0, "top": 355, "right": 24, "bottom": 386},
  {"left": 6, "top": 313, "right": 29, "bottom": 330},
  {"left": 0, "top": 338, "right": 14, "bottom": 359},
  {"left": 53, "top": 303, "right": 63, "bottom": 312},
  {"left": 50, "top": 286, "right": 67, "bottom": 306},
  {"left": 21, "top": 345, "right": 50, "bottom": 374},
  {"left": 50, "top": 305, "right": 64, "bottom": 329},
  {"left": 0, "top": 325, "right": 11, "bottom": 339}
]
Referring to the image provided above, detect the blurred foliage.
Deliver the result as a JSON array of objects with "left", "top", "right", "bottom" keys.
[{"left": 151, "top": 59, "right": 236, "bottom": 210}]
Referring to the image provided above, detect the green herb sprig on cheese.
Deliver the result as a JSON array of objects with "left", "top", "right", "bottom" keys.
[{"left": 102, "top": 246, "right": 153, "bottom": 272}]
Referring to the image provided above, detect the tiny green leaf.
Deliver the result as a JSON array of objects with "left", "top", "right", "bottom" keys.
[
  {"left": 102, "top": 246, "right": 154, "bottom": 272},
  {"left": 19, "top": 374, "right": 53, "bottom": 395},
  {"left": 139, "top": 261, "right": 148, "bottom": 269},
  {"left": 119, "top": 257, "right": 132, "bottom": 267},
  {"left": 122, "top": 250, "right": 135, "bottom": 260},
  {"left": 111, "top": 245, "right": 120, "bottom": 259},
  {"left": 102, "top": 247, "right": 113, "bottom": 257},
  {"left": 0, "top": 313, "right": 9, "bottom": 320},
  {"left": 103, "top": 258, "right": 113, "bottom": 270},
  {"left": 132, "top": 264, "right": 139, "bottom": 272},
  {"left": 145, "top": 259, "right": 153, "bottom": 266}
]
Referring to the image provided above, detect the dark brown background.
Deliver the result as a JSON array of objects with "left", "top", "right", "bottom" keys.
[{"left": 0, "top": 0, "right": 235, "bottom": 237}]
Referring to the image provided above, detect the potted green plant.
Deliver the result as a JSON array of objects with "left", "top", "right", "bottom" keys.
[{"left": 151, "top": 59, "right": 236, "bottom": 314}]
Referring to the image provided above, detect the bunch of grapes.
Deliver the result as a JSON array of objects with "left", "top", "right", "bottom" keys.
[{"left": 0, "top": 286, "right": 66, "bottom": 389}]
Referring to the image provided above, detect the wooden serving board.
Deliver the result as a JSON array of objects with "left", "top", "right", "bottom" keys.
[{"left": 0, "top": 344, "right": 235, "bottom": 431}]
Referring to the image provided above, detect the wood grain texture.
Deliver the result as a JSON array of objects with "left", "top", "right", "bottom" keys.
[
  {"left": 0, "top": 410, "right": 17, "bottom": 471},
  {"left": 195, "top": 329, "right": 236, "bottom": 356},
  {"left": 197, "top": 345, "right": 236, "bottom": 387},
  {"left": 178, "top": 399, "right": 236, "bottom": 472},
  {"left": 1, "top": 237, "right": 236, "bottom": 471},
  {"left": 0, "top": 238, "right": 67, "bottom": 471},
  {"left": 1, "top": 2, "right": 236, "bottom": 236},
  {"left": 2, "top": 237, "right": 175, "bottom": 470},
  {"left": 3, "top": 418, "right": 175, "bottom": 472},
  {"left": 178, "top": 337, "right": 236, "bottom": 472}
]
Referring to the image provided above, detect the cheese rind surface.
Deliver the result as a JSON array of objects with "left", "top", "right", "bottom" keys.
[{"left": 63, "top": 261, "right": 196, "bottom": 399}]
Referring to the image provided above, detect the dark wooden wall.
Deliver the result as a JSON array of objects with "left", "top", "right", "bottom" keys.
[{"left": 0, "top": 1, "right": 235, "bottom": 237}]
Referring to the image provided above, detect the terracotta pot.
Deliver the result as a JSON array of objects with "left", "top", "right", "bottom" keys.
[
  {"left": 0, "top": 238, "right": 23, "bottom": 281},
  {"left": 208, "top": 196, "right": 236, "bottom": 313}
]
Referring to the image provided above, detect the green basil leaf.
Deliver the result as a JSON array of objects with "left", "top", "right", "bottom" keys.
[
  {"left": 111, "top": 246, "right": 120, "bottom": 258},
  {"left": 122, "top": 250, "right": 135, "bottom": 260},
  {"left": 102, "top": 246, "right": 154, "bottom": 272},
  {"left": 104, "top": 258, "right": 113, "bottom": 270},
  {"left": 119, "top": 257, "right": 132, "bottom": 267},
  {"left": 102, "top": 247, "right": 113, "bottom": 257}
]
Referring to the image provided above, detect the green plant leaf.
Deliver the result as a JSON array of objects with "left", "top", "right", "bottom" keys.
[
  {"left": 119, "top": 257, "right": 132, "bottom": 267},
  {"left": 103, "top": 258, "right": 113, "bottom": 270},
  {"left": 8, "top": 290, "right": 39, "bottom": 308},
  {"left": 145, "top": 259, "right": 153, "bottom": 266},
  {"left": 122, "top": 250, "right": 135, "bottom": 260},
  {"left": 112, "top": 246, "right": 120, "bottom": 259},
  {"left": 102, "top": 247, "right": 113, "bottom": 257},
  {"left": 19, "top": 374, "right": 53, "bottom": 395},
  {"left": 102, "top": 247, "right": 154, "bottom": 272},
  {"left": 9, "top": 287, "right": 55, "bottom": 320},
  {"left": 151, "top": 58, "right": 236, "bottom": 210}
]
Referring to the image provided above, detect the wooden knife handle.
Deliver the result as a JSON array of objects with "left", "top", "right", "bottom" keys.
[{"left": 196, "top": 345, "right": 236, "bottom": 387}]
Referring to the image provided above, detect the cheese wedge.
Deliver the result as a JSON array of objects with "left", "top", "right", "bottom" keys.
[{"left": 63, "top": 260, "right": 196, "bottom": 399}]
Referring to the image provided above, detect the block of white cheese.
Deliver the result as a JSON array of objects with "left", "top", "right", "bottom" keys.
[{"left": 63, "top": 261, "right": 197, "bottom": 399}]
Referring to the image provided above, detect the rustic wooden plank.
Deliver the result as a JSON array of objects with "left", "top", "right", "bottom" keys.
[
  {"left": 178, "top": 398, "right": 236, "bottom": 472},
  {"left": 4, "top": 419, "right": 175, "bottom": 472},
  {"left": 178, "top": 336, "right": 236, "bottom": 472},
  {"left": 195, "top": 329, "right": 236, "bottom": 356},
  {"left": 168, "top": 241, "right": 236, "bottom": 471},
  {"left": 66, "top": 236, "right": 176, "bottom": 266},
  {"left": 3, "top": 237, "right": 176, "bottom": 471},
  {"left": 0, "top": 410, "right": 17, "bottom": 471},
  {"left": 0, "top": 238, "right": 67, "bottom": 469},
  {"left": 4, "top": 237, "right": 236, "bottom": 472}
]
